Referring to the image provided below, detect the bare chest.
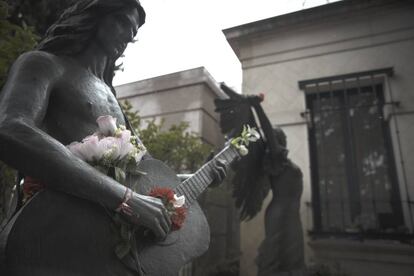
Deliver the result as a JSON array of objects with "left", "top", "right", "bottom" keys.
[{"left": 44, "top": 70, "right": 126, "bottom": 144}]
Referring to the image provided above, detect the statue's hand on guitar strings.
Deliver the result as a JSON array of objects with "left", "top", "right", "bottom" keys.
[
  {"left": 121, "top": 191, "right": 172, "bottom": 240},
  {"left": 210, "top": 158, "right": 228, "bottom": 187}
]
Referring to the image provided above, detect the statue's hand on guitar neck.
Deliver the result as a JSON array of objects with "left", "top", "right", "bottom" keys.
[
  {"left": 204, "top": 151, "right": 228, "bottom": 188},
  {"left": 119, "top": 191, "right": 172, "bottom": 240},
  {"left": 210, "top": 158, "right": 228, "bottom": 187}
]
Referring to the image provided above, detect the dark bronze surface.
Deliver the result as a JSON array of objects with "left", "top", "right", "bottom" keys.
[{"left": 0, "top": 0, "right": 214, "bottom": 275}]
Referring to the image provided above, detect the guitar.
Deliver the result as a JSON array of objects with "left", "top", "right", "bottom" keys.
[{"left": 4, "top": 130, "right": 255, "bottom": 276}]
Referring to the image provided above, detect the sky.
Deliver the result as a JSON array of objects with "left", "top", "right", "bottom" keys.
[{"left": 113, "top": 0, "right": 341, "bottom": 92}]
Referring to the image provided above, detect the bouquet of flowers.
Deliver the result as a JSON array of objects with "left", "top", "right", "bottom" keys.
[
  {"left": 23, "top": 115, "right": 147, "bottom": 201},
  {"left": 67, "top": 115, "right": 186, "bottom": 258},
  {"left": 67, "top": 115, "right": 147, "bottom": 185}
]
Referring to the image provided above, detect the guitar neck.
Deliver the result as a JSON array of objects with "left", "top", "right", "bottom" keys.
[{"left": 173, "top": 145, "right": 240, "bottom": 206}]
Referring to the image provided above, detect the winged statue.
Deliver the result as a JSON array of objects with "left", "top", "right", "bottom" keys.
[{"left": 214, "top": 83, "right": 306, "bottom": 276}]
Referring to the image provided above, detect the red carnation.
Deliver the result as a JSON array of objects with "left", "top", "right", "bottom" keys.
[
  {"left": 258, "top": 93, "right": 265, "bottom": 102},
  {"left": 149, "top": 187, "right": 175, "bottom": 203},
  {"left": 23, "top": 176, "right": 45, "bottom": 200},
  {"left": 149, "top": 187, "right": 187, "bottom": 231},
  {"left": 171, "top": 207, "right": 187, "bottom": 230}
]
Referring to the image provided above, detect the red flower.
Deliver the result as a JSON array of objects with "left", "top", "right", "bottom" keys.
[
  {"left": 149, "top": 187, "right": 175, "bottom": 203},
  {"left": 149, "top": 187, "right": 187, "bottom": 230},
  {"left": 171, "top": 207, "right": 186, "bottom": 231},
  {"left": 23, "top": 176, "right": 45, "bottom": 199},
  {"left": 258, "top": 93, "right": 265, "bottom": 102}
]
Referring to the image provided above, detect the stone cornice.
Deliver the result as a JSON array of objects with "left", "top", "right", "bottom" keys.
[
  {"left": 223, "top": 0, "right": 413, "bottom": 59},
  {"left": 115, "top": 67, "right": 226, "bottom": 99}
]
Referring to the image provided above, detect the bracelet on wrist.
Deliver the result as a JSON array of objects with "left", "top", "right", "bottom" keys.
[{"left": 115, "top": 188, "right": 135, "bottom": 218}]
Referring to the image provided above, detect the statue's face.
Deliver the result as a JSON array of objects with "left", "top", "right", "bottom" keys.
[{"left": 97, "top": 7, "right": 140, "bottom": 58}]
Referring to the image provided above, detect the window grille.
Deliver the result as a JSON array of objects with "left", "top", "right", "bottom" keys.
[{"left": 300, "top": 68, "right": 412, "bottom": 240}]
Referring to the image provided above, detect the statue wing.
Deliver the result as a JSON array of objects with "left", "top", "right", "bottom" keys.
[
  {"left": 231, "top": 138, "right": 270, "bottom": 221},
  {"left": 215, "top": 83, "right": 270, "bottom": 221}
]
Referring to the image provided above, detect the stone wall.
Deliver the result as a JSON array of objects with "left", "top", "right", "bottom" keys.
[{"left": 224, "top": 0, "right": 414, "bottom": 275}]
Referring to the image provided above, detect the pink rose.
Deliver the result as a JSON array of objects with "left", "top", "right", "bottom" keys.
[
  {"left": 67, "top": 135, "right": 101, "bottom": 162},
  {"left": 97, "top": 115, "right": 117, "bottom": 136}
]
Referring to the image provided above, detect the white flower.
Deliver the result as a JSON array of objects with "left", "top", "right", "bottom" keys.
[
  {"left": 247, "top": 127, "right": 260, "bottom": 142},
  {"left": 80, "top": 134, "right": 101, "bottom": 161},
  {"left": 239, "top": 145, "right": 249, "bottom": 156},
  {"left": 97, "top": 115, "right": 117, "bottom": 136},
  {"left": 67, "top": 115, "right": 147, "bottom": 175},
  {"left": 117, "top": 129, "right": 134, "bottom": 160},
  {"left": 68, "top": 135, "right": 101, "bottom": 162},
  {"left": 67, "top": 141, "right": 86, "bottom": 160},
  {"left": 173, "top": 194, "right": 186, "bottom": 208},
  {"left": 134, "top": 149, "right": 146, "bottom": 163},
  {"left": 98, "top": 136, "right": 120, "bottom": 160}
]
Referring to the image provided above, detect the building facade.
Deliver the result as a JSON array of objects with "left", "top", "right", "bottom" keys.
[
  {"left": 116, "top": 67, "right": 225, "bottom": 147},
  {"left": 223, "top": 0, "right": 414, "bottom": 275}
]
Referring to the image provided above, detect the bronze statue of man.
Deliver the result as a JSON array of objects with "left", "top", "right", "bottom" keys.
[{"left": 0, "top": 0, "right": 180, "bottom": 275}]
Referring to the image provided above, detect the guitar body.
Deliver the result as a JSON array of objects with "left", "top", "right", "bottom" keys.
[{"left": 3, "top": 159, "right": 209, "bottom": 276}]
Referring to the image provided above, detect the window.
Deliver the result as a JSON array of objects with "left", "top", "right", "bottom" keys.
[{"left": 301, "top": 69, "right": 406, "bottom": 238}]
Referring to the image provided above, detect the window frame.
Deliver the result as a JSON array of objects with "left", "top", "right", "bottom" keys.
[{"left": 300, "top": 68, "right": 410, "bottom": 241}]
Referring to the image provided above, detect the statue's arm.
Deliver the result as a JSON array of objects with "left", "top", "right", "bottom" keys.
[
  {"left": 0, "top": 52, "right": 171, "bottom": 237},
  {"left": 250, "top": 99, "right": 287, "bottom": 162},
  {"left": 0, "top": 51, "right": 128, "bottom": 210}
]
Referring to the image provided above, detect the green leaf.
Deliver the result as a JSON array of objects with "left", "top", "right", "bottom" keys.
[{"left": 114, "top": 166, "right": 126, "bottom": 185}]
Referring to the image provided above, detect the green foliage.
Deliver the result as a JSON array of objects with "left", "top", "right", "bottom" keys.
[
  {"left": 0, "top": 160, "right": 16, "bottom": 226},
  {"left": 121, "top": 100, "right": 142, "bottom": 130},
  {"left": 6, "top": 0, "right": 74, "bottom": 36},
  {"left": 120, "top": 100, "right": 212, "bottom": 173},
  {"left": 0, "top": 1, "right": 38, "bottom": 87}
]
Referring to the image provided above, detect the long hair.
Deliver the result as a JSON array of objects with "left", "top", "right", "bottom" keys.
[{"left": 36, "top": 0, "right": 146, "bottom": 91}]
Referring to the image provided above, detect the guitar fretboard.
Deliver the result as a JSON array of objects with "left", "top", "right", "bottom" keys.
[{"left": 174, "top": 145, "right": 240, "bottom": 207}]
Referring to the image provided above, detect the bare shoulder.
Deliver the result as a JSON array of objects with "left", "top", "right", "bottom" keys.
[
  {"left": 11, "top": 50, "right": 65, "bottom": 78},
  {"left": 15, "top": 50, "right": 59, "bottom": 64},
  {"left": 0, "top": 51, "right": 67, "bottom": 122}
]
